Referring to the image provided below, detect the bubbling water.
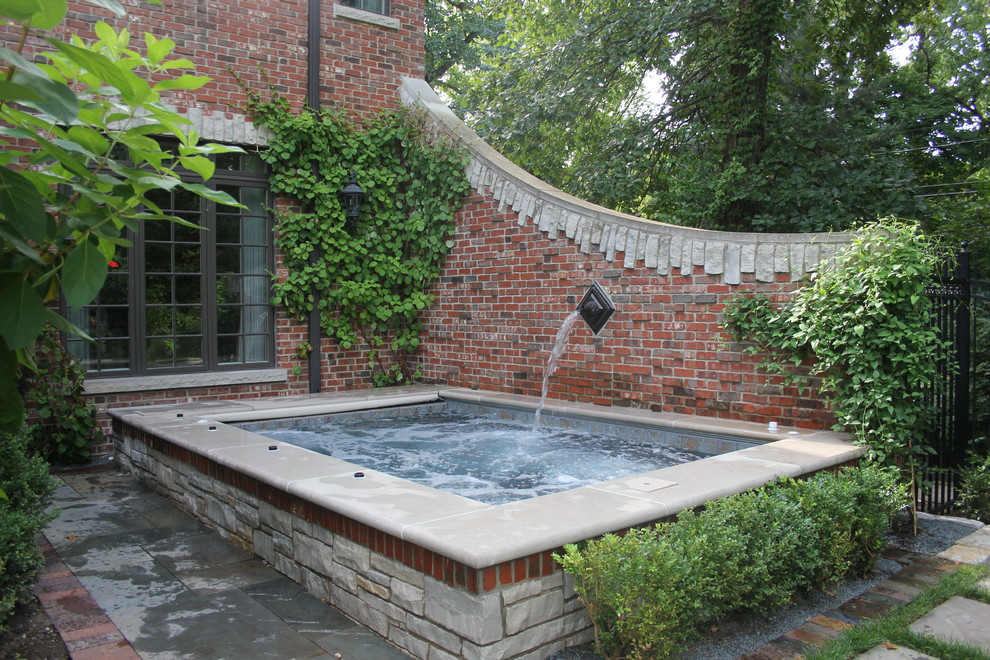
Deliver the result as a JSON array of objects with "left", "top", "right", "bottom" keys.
[{"left": 257, "top": 412, "right": 703, "bottom": 505}]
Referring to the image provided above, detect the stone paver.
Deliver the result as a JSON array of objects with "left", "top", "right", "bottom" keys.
[
  {"left": 855, "top": 645, "right": 940, "bottom": 659},
  {"left": 38, "top": 467, "right": 410, "bottom": 660},
  {"left": 909, "top": 595, "right": 990, "bottom": 652},
  {"left": 741, "top": 550, "right": 972, "bottom": 660}
]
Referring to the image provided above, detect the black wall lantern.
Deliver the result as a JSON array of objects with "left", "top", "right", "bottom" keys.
[{"left": 341, "top": 170, "right": 364, "bottom": 228}]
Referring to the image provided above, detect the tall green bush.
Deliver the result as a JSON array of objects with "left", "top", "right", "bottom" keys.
[
  {"left": 0, "top": 424, "right": 57, "bottom": 627},
  {"left": 556, "top": 466, "right": 905, "bottom": 660}
]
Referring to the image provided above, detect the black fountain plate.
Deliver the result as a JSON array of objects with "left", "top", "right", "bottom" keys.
[{"left": 577, "top": 282, "right": 615, "bottom": 335}]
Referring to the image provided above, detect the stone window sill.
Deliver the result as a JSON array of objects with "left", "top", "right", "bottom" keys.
[
  {"left": 333, "top": 3, "right": 401, "bottom": 29},
  {"left": 84, "top": 369, "right": 288, "bottom": 395}
]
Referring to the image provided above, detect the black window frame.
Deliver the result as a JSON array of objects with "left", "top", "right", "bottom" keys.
[{"left": 65, "top": 147, "right": 276, "bottom": 378}]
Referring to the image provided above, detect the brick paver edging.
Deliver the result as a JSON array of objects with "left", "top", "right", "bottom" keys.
[
  {"left": 33, "top": 534, "right": 140, "bottom": 660},
  {"left": 740, "top": 549, "right": 963, "bottom": 660}
]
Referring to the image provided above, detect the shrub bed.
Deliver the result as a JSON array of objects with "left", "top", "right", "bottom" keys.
[
  {"left": 555, "top": 466, "right": 906, "bottom": 659},
  {"left": 0, "top": 424, "right": 57, "bottom": 628}
]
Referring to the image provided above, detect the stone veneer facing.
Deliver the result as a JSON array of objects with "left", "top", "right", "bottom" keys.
[{"left": 399, "top": 77, "right": 852, "bottom": 284}]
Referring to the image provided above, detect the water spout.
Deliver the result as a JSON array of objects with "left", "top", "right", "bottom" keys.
[
  {"left": 534, "top": 283, "right": 616, "bottom": 428},
  {"left": 534, "top": 310, "right": 582, "bottom": 428}
]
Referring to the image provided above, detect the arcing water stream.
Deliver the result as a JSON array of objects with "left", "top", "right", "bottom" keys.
[{"left": 534, "top": 309, "right": 583, "bottom": 429}]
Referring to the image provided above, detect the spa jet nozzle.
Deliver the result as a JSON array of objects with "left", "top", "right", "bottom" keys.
[{"left": 577, "top": 282, "right": 615, "bottom": 335}]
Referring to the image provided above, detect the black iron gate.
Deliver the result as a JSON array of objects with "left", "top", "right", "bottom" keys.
[{"left": 919, "top": 245, "right": 990, "bottom": 513}]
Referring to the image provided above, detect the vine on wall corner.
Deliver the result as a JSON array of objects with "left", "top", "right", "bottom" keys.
[
  {"left": 720, "top": 218, "right": 947, "bottom": 530},
  {"left": 247, "top": 93, "right": 470, "bottom": 386}
]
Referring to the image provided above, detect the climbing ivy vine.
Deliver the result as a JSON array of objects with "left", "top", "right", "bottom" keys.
[
  {"left": 248, "top": 96, "right": 470, "bottom": 386},
  {"left": 721, "top": 219, "right": 948, "bottom": 526}
]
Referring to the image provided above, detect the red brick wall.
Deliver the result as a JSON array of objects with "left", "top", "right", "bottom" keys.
[
  {"left": 8, "top": 0, "right": 835, "bottom": 456},
  {"left": 416, "top": 192, "right": 833, "bottom": 430},
  {"left": 50, "top": 0, "right": 424, "bottom": 115}
]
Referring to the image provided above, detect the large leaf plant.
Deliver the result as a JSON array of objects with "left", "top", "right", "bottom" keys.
[{"left": 1, "top": 0, "right": 242, "bottom": 429}]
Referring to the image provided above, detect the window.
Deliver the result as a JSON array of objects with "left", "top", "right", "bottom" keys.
[
  {"left": 67, "top": 150, "right": 274, "bottom": 376},
  {"left": 341, "top": 0, "right": 389, "bottom": 16}
]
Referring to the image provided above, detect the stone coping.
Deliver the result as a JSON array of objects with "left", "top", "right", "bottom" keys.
[
  {"left": 109, "top": 387, "right": 863, "bottom": 569},
  {"left": 84, "top": 368, "right": 288, "bottom": 395}
]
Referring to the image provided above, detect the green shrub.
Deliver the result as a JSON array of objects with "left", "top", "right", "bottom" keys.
[
  {"left": 780, "top": 466, "right": 906, "bottom": 579},
  {"left": 956, "top": 452, "right": 990, "bottom": 523},
  {"left": 19, "top": 328, "right": 98, "bottom": 464},
  {"left": 0, "top": 424, "right": 57, "bottom": 627},
  {"left": 556, "top": 529, "right": 696, "bottom": 659},
  {"left": 691, "top": 489, "right": 821, "bottom": 611},
  {"left": 556, "top": 466, "right": 904, "bottom": 659}
]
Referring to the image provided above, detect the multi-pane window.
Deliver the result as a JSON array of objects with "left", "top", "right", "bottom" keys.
[
  {"left": 341, "top": 0, "right": 389, "bottom": 16},
  {"left": 67, "top": 150, "right": 274, "bottom": 376}
]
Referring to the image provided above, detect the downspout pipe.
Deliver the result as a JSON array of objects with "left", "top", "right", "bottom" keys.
[{"left": 306, "top": 0, "right": 322, "bottom": 393}]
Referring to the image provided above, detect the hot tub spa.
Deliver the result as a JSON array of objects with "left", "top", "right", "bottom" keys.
[{"left": 110, "top": 385, "right": 863, "bottom": 660}]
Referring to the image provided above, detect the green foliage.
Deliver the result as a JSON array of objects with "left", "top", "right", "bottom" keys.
[
  {"left": 0, "top": 423, "right": 57, "bottom": 628},
  {"left": 779, "top": 467, "right": 907, "bottom": 579},
  {"left": 0, "top": 0, "right": 242, "bottom": 431},
  {"left": 955, "top": 452, "right": 990, "bottom": 523},
  {"left": 442, "top": 0, "right": 988, "bottom": 234},
  {"left": 721, "top": 219, "right": 945, "bottom": 509},
  {"left": 247, "top": 96, "right": 470, "bottom": 385},
  {"left": 19, "top": 327, "right": 98, "bottom": 464},
  {"left": 555, "top": 467, "right": 905, "bottom": 660},
  {"left": 425, "top": 0, "right": 505, "bottom": 93}
]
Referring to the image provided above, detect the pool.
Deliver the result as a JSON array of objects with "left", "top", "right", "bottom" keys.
[
  {"left": 240, "top": 403, "right": 706, "bottom": 505},
  {"left": 110, "top": 385, "right": 863, "bottom": 660}
]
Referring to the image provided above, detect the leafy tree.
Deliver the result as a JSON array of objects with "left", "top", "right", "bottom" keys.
[
  {"left": 425, "top": 0, "right": 505, "bottom": 96},
  {"left": 439, "top": 0, "right": 989, "bottom": 234},
  {"left": 0, "top": 0, "right": 241, "bottom": 429}
]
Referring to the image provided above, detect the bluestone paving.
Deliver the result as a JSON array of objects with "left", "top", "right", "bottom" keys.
[
  {"left": 40, "top": 466, "right": 411, "bottom": 659},
  {"left": 855, "top": 646, "right": 940, "bottom": 659},
  {"left": 908, "top": 595, "right": 990, "bottom": 652}
]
